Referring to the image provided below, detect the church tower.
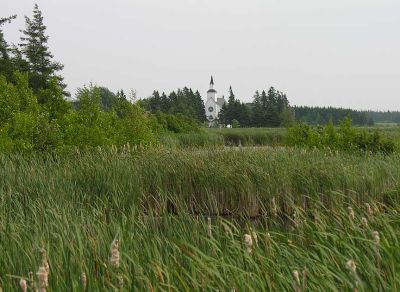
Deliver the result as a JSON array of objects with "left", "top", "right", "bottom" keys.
[
  {"left": 204, "top": 76, "right": 226, "bottom": 126},
  {"left": 207, "top": 76, "right": 217, "bottom": 100}
]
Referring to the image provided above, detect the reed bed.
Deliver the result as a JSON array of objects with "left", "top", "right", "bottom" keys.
[{"left": 0, "top": 147, "right": 400, "bottom": 290}]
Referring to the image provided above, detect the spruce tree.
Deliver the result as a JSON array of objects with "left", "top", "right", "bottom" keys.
[
  {"left": 251, "top": 91, "right": 264, "bottom": 127},
  {"left": 19, "top": 4, "right": 68, "bottom": 100},
  {"left": 0, "top": 15, "right": 17, "bottom": 81}
]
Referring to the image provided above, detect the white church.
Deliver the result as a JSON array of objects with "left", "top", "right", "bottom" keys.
[{"left": 204, "top": 76, "right": 226, "bottom": 126}]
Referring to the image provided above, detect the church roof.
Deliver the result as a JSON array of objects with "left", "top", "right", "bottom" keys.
[
  {"left": 207, "top": 89, "right": 217, "bottom": 93},
  {"left": 217, "top": 97, "right": 226, "bottom": 107}
]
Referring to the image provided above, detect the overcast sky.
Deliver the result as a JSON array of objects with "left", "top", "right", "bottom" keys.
[{"left": 2, "top": 0, "right": 400, "bottom": 110}]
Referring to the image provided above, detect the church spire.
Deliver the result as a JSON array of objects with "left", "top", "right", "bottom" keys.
[{"left": 210, "top": 76, "right": 214, "bottom": 86}]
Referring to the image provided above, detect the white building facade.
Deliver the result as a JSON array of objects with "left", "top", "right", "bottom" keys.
[{"left": 204, "top": 76, "right": 226, "bottom": 126}]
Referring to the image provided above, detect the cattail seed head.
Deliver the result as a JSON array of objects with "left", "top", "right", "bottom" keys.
[
  {"left": 293, "top": 270, "right": 300, "bottom": 285},
  {"left": 28, "top": 272, "right": 33, "bottom": 289},
  {"left": 81, "top": 272, "right": 87, "bottom": 290},
  {"left": 348, "top": 207, "right": 355, "bottom": 220},
  {"left": 361, "top": 217, "right": 368, "bottom": 228},
  {"left": 252, "top": 230, "right": 258, "bottom": 246},
  {"left": 41, "top": 249, "right": 49, "bottom": 275},
  {"left": 365, "top": 203, "right": 373, "bottom": 216},
  {"left": 272, "top": 197, "right": 278, "bottom": 217},
  {"left": 37, "top": 266, "right": 48, "bottom": 292},
  {"left": 207, "top": 217, "right": 212, "bottom": 237},
  {"left": 292, "top": 270, "right": 301, "bottom": 292},
  {"left": 19, "top": 279, "right": 27, "bottom": 292},
  {"left": 346, "top": 260, "right": 356, "bottom": 273},
  {"left": 110, "top": 239, "right": 120, "bottom": 268},
  {"left": 372, "top": 231, "right": 380, "bottom": 246},
  {"left": 244, "top": 234, "right": 253, "bottom": 254},
  {"left": 223, "top": 223, "right": 232, "bottom": 237},
  {"left": 293, "top": 211, "right": 299, "bottom": 228}
]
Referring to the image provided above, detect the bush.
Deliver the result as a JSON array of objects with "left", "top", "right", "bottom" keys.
[{"left": 286, "top": 118, "right": 396, "bottom": 154}]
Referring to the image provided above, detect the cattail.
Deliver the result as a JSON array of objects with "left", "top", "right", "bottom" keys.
[
  {"left": 81, "top": 272, "right": 87, "bottom": 290},
  {"left": 361, "top": 217, "right": 368, "bottom": 228},
  {"left": 346, "top": 260, "right": 356, "bottom": 273},
  {"left": 292, "top": 270, "right": 301, "bottom": 292},
  {"left": 110, "top": 239, "right": 120, "bottom": 268},
  {"left": 28, "top": 272, "right": 34, "bottom": 290},
  {"left": 207, "top": 217, "right": 212, "bottom": 237},
  {"left": 223, "top": 223, "right": 232, "bottom": 237},
  {"left": 372, "top": 231, "right": 380, "bottom": 246},
  {"left": 19, "top": 278, "right": 27, "bottom": 292},
  {"left": 118, "top": 274, "right": 124, "bottom": 288},
  {"left": 272, "top": 197, "right": 278, "bottom": 217},
  {"left": 372, "top": 230, "right": 381, "bottom": 270},
  {"left": 264, "top": 232, "right": 271, "bottom": 247},
  {"left": 251, "top": 230, "right": 258, "bottom": 246},
  {"left": 302, "top": 267, "right": 308, "bottom": 291},
  {"left": 348, "top": 207, "right": 355, "bottom": 221},
  {"left": 41, "top": 249, "right": 49, "bottom": 275},
  {"left": 293, "top": 211, "right": 299, "bottom": 228},
  {"left": 288, "top": 239, "right": 293, "bottom": 246},
  {"left": 244, "top": 234, "right": 253, "bottom": 254},
  {"left": 365, "top": 203, "right": 373, "bottom": 216},
  {"left": 346, "top": 260, "right": 358, "bottom": 291},
  {"left": 37, "top": 266, "right": 48, "bottom": 292}
]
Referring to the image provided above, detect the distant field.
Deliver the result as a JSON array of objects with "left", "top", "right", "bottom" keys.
[{"left": 1, "top": 148, "right": 400, "bottom": 290}]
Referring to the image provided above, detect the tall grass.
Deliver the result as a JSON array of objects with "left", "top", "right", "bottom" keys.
[
  {"left": 207, "top": 127, "right": 286, "bottom": 146},
  {"left": 1, "top": 148, "right": 399, "bottom": 290}
]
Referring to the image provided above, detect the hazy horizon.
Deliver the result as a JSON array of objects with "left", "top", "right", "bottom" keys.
[{"left": 2, "top": 0, "right": 400, "bottom": 111}]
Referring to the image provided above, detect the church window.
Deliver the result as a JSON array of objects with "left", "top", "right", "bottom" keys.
[{"left": 208, "top": 106, "right": 214, "bottom": 112}]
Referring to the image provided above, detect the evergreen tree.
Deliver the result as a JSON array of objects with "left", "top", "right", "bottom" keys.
[
  {"left": 0, "top": 15, "right": 17, "bottom": 81},
  {"left": 251, "top": 91, "right": 264, "bottom": 127},
  {"left": 194, "top": 90, "right": 206, "bottom": 122},
  {"left": 264, "top": 87, "right": 280, "bottom": 127},
  {"left": 19, "top": 4, "right": 68, "bottom": 99},
  {"left": 226, "top": 86, "right": 236, "bottom": 124}
]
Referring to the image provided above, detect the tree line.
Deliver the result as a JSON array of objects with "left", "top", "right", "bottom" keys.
[
  {"left": 294, "top": 106, "right": 400, "bottom": 126},
  {"left": 139, "top": 88, "right": 206, "bottom": 123},
  {"left": 218, "top": 86, "right": 294, "bottom": 128}
]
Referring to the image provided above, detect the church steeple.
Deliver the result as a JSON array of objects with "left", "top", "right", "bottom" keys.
[{"left": 207, "top": 75, "right": 217, "bottom": 98}]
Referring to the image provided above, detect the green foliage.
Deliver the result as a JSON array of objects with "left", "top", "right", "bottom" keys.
[
  {"left": 63, "top": 85, "right": 156, "bottom": 148},
  {"left": 231, "top": 118, "right": 240, "bottom": 128},
  {"left": 152, "top": 110, "right": 200, "bottom": 134},
  {"left": 0, "top": 76, "right": 198, "bottom": 152},
  {"left": 0, "top": 75, "right": 20, "bottom": 124},
  {"left": 286, "top": 117, "right": 396, "bottom": 154},
  {"left": 142, "top": 87, "right": 206, "bottom": 123}
]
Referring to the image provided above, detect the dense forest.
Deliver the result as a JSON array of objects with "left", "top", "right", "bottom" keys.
[{"left": 139, "top": 88, "right": 206, "bottom": 123}]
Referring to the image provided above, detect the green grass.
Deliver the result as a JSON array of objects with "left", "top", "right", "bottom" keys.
[{"left": 1, "top": 147, "right": 400, "bottom": 290}]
